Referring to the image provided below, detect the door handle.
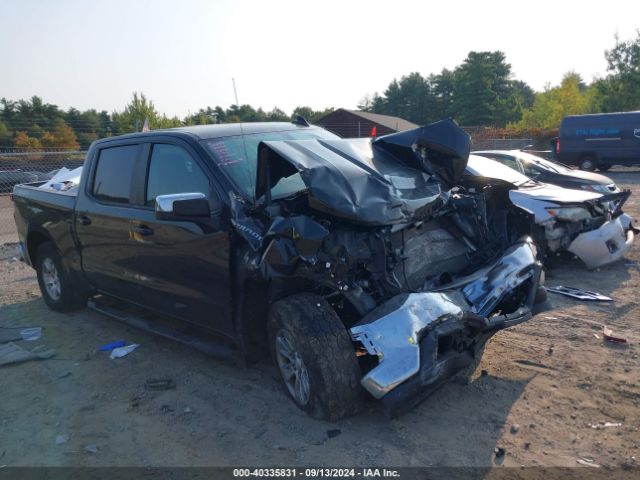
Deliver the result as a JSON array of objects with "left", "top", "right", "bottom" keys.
[
  {"left": 78, "top": 215, "right": 92, "bottom": 226},
  {"left": 132, "top": 225, "right": 154, "bottom": 236}
]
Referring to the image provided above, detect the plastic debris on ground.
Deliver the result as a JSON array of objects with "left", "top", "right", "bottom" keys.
[
  {"left": 0, "top": 328, "right": 23, "bottom": 344},
  {"left": 589, "top": 421, "right": 622, "bottom": 429},
  {"left": 577, "top": 458, "right": 600, "bottom": 468},
  {"left": 84, "top": 444, "right": 98, "bottom": 454},
  {"left": 603, "top": 326, "right": 627, "bottom": 344},
  {"left": 109, "top": 344, "right": 139, "bottom": 359},
  {"left": 37, "top": 167, "right": 83, "bottom": 193},
  {"left": 98, "top": 340, "right": 126, "bottom": 351},
  {"left": 546, "top": 286, "right": 613, "bottom": 301},
  {"left": 144, "top": 378, "right": 176, "bottom": 391},
  {"left": 20, "top": 327, "right": 42, "bottom": 341},
  {"left": 0, "top": 342, "right": 55, "bottom": 367}
]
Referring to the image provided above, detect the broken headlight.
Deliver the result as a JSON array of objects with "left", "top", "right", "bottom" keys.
[{"left": 545, "top": 206, "right": 591, "bottom": 222}]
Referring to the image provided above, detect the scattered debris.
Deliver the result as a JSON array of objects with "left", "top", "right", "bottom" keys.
[
  {"left": 84, "top": 444, "right": 98, "bottom": 454},
  {"left": 183, "top": 407, "right": 192, "bottom": 413},
  {"left": 144, "top": 379, "right": 176, "bottom": 391},
  {"left": 481, "top": 370, "right": 489, "bottom": 377},
  {"left": 160, "top": 405, "right": 174, "bottom": 413},
  {"left": 546, "top": 286, "right": 612, "bottom": 302},
  {"left": 0, "top": 329, "right": 23, "bottom": 344},
  {"left": 589, "top": 422, "right": 622, "bottom": 429},
  {"left": 510, "top": 424, "right": 520, "bottom": 434},
  {"left": 544, "top": 316, "right": 558, "bottom": 320},
  {"left": 524, "top": 443, "right": 530, "bottom": 450},
  {"left": 603, "top": 326, "right": 627, "bottom": 344},
  {"left": 577, "top": 458, "right": 600, "bottom": 468},
  {"left": 20, "top": 327, "right": 42, "bottom": 341},
  {"left": 327, "top": 429, "right": 342, "bottom": 439},
  {"left": 0, "top": 342, "right": 55, "bottom": 367},
  {"left": 109, "top": 344, "right": 139, "bottom": 359},
  {"left": 98, "top": 340, "right": 126, "bottom": 352},
  {"left": 57, "top": 371, "right": 71, "bottom": 379},
  {"left": 55, "top": 434, "right": 68, "bottom": 445}
]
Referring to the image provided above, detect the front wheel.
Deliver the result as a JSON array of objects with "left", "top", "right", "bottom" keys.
[
  {"left": 579, "top": 156, "right": 597, "bottom": 171},
  {"left": 268, "top": 293, "right": 363, "bottom": 421},
  {"left": 35, "top": 242, "right": 86, "bottom": 312}
]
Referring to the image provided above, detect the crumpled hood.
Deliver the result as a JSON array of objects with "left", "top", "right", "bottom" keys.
[{"left": 255, "top": 119, "right": 470, "bottom": 226}]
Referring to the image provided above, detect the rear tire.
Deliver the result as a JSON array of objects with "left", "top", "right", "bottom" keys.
[
  {"left": 35, "top": 242, "right": 86, "bottom": 312},
  {"left": 579, "top": 156, "right": 597, "bottom": 171},
  {"left": 268, "top": 293, "right": 362, "bottom": 421}
]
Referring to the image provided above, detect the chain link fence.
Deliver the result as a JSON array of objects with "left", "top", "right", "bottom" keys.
[{"left": 0, "top": 148, "right": 86, "bottom": 244}]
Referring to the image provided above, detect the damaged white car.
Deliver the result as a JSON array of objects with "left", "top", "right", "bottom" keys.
[{"left": 467, "top": 155, "right": 636, "bottom": 269}]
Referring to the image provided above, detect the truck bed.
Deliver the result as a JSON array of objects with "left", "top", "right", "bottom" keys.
[{"left": 12, "top": 182, "right": 77, "bottom": 266}]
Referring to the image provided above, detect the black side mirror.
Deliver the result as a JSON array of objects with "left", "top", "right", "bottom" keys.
[{"left": 155, "top": 193, "right": 211, "bottom": 220}]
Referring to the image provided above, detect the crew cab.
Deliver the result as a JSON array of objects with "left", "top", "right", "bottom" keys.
[{"left": 13, "top": 120, "right": 549, "bottom": 419}]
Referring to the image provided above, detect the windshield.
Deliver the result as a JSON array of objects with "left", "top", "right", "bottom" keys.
[
  {"left": 467, "top": 155, "right": 534, "bottom": 186},
  {"left": 202, "top": 128, "right": 340, "bottom": 199},
  {"left": 516, "top": 151, "right": 571, "bottom": 173}
]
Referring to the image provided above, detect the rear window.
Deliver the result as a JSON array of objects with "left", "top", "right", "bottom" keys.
[{"left": 92, "top": 145, "right": 139, "bottom": 204}]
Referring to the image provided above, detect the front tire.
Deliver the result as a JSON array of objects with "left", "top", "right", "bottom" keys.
[
  {"left": 35, "top": 242, "right": 86, "bottom": 312},
  {"left": 268, "top": 293, "right": 362, "bottom": 421},
  {"left": 579, "top": 156, "right": 597, "bottom": 171}
]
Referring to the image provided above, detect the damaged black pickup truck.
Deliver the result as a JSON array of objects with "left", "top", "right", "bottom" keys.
[{"left": 13, "top": 119, "right": 549, "bottom": 420}]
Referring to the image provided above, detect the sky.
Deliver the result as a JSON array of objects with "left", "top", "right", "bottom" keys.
[{"left": 1, "top": 0, "right": 638, "bottom": 118}]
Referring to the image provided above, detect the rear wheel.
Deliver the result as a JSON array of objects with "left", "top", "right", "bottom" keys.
[
  {"left": 268, "top": 293, "right": 362, "bottom": 420},
  {"left": 579, "top": 156, "right": 597, "bottom": 171},
  {"left": 35, "top": 242, "right": 86, "bottom": 312}
]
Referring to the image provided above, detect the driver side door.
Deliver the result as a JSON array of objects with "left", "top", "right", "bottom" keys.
[{"left": 129, "top": 141, "right": 234, "bottom": 337}]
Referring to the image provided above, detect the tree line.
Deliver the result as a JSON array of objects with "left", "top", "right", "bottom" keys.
[
  {"left": 0, "top": 94, "right": 334, "bottom": 150},
  {"left": 1, "top": 32, "right": 638, "bottom": 150},
  {"left": 361, "top": 32, "right": 639, "bottom": 133}
]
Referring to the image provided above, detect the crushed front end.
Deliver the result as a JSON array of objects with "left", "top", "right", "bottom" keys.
[
  {"left": 232, "top": 119, "right": 548, "bottom": 414},
  {"left": 349, "top": 240, "right": 542, "bottom": 414}
]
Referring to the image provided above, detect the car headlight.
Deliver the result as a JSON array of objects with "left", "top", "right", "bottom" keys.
[
  {"left": 545, "top": 206, "right": 592, "bottom": 222},
  {"left": 581, "top": 184, "right": 616, "bottom": 193}
]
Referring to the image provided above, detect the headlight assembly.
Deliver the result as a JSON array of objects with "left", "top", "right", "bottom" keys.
[{"left": 545, "top": 206, "right": 592, "bottom": 222}]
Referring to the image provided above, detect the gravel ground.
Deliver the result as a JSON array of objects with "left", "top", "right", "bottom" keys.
[{"left": 0, "top": 170, "right": 639, "bottom": 471}]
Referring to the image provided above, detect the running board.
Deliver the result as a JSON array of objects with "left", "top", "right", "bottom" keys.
[{"left": 88, "top": 298, "right": 236, "bottom": 360}]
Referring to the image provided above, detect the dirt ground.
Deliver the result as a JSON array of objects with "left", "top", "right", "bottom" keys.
[{"left": 0, "top": 171, "right": 639, "bottom": 471}]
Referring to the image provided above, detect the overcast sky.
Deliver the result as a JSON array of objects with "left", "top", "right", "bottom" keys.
[{"left": 1, "top": 0, "right": 638, "bottom": 118}]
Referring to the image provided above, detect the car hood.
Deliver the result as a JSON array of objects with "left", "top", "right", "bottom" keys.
[
  {"left": 549, "top": 169, "right": 614, "bottom": 185},
  {"left": 255, "top": 119, "right": 471, "bottom": 226},
  {"left": 511, "top": 183, "right": 602, "bottom": 204}
]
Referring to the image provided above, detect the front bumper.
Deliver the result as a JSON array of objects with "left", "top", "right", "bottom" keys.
[
  {"left": 567, "top": 213, "right": 635, "bottom": 269},
  {"left": 349, "top": 240, "right": 545, "bottom": 412}
]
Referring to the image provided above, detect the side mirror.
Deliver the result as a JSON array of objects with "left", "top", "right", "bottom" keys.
[{"left": 155, "top": 192, "right": 210, "bottom": 220}]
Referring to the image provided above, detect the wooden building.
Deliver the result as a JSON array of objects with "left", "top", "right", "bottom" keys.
[{"left": 315, "top": 109, "right": 417, "bottom": 138}]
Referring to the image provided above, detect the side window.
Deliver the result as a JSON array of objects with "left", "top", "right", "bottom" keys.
[
  {"left": 93, "top": 145, "right": 139, "bottom": 204},
  {"left": 494, "top": 155, "right": 520, "bottom": 171},
  {"left": 146, "top": 144, "right": 210, "bottom": 206}
]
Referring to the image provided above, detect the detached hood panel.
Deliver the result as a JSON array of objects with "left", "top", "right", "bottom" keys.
[{"left": 255, "top": 119, "right": 470, "bottom": 226}]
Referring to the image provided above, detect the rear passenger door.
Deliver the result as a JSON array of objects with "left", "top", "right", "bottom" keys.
[
  {"left": 75, "top": 143, "right": 146, "bottom": 301},
  {"left": 129, "top": 142, "right": 234, "bottom": 337}
]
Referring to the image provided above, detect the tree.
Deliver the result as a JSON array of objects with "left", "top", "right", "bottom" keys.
[
  {"left": 592, "top": 32, "right": 640, "bottom": 112},
  {"left": 451, "top": 51, "right": 517, "bottom": 126},
  {"left": 517, "top": 72, "right": 592, "bottom": 130},
  {"left": 0, "top": 121, "right": 11, "bottom": 147},
  {"left": 13, "top": 131, "right": 41, "bottom": 150},
  {"left": 40, "top": 119, "right": 80, "bottom": 149}
]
